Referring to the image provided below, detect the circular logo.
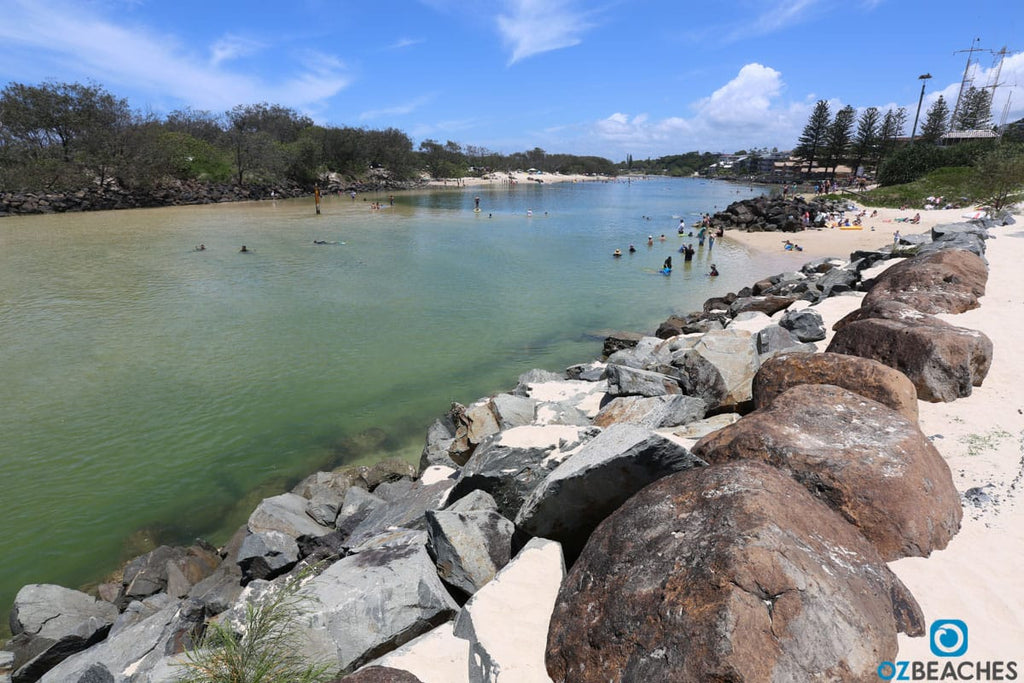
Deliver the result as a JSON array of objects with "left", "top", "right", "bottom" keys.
[{"left": 930, "top": 620, "right": 968, "bottom": 657}]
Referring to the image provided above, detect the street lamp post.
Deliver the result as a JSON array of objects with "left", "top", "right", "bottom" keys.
[{"left": 910, "top": 73, "right": 932, "bottom": 142}]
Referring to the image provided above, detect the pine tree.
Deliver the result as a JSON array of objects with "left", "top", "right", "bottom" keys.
[
  {"left": 919, "top": 96, "right": 949, "bottom": 144},
  {"left": 794, "top": 100, "right": 831, "bottom": 175},
  {"left": 851, "top": 106, "right": 880, "bottom": 177},
  {"left": 877, "top": 107, "right": 906, "bottom": 161},
  {"left": 954, "top": 86, "right": 993, "bottom": 131},
  {"left": 824, "top": 105, "right": 855, "bottom": 177}
]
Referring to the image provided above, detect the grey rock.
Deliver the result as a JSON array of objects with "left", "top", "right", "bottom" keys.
[
  {"left": 335, "top": 487, "right": 386, "bottom": 537},
  {"left": 236, "top": 530, "right": 299, "bottom": 583},
  {"left": 511, "top": 369, "right": 565, "bottom": 397},
  {"left": 778, "top": 307, "right": 826, "bottom": 342},
  {"left": 373, "top": 479, "right": 415, "bottom": 502},
  {"left": 248, "top": 492, "right": 333, "bottom": 539},
  {"left": 419, "top": 416, "right": 460, "bottom": 472},
  {"left": 755, "top": 324, "right": 798, "bottom": 356},
  {"left": 344, "top": 478, "right": 456, "bottom": 548},
  {"left": 604, "top": 363, "right": 681, "bottom": 398},
  {"left": 426, "top": 508, "right": 515, "bottom": 596},
  {"left": 515, "top": 423, "right": 707, "bottom": 561},
  {"left": 593, "top": 394, "right": 707, "bottom": 429},
  {"left": 298, "top": 544, "right": 458, "bottom": 674},
  {"left": 445, "top": 489, "right": 499, "bottom": 514},
  {"left": 489, "top": 393, "right": 537, "bottom": 429},
  {"left": 565, "top": 361, "right": 606, "bottom": 381}
]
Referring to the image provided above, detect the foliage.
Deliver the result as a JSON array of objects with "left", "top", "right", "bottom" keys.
[
  {"left": 918, "top": 95, "right": 950, "bottom": 144},
  {"left": 850, "top": 106, "right": 880, "bottom": 175},
  {"left": 952, "top": 86, "right": 993, "bottom": 131},
  {"left": 968, "top": 144, "right": 1024, "bottom": 211},
  {"left": 177, "top": 572, "right": 335, "bottom": 683},
  {"left": 878, "top": 107, "right": 908, "bottom": 161},
  {"left": 823, "top": 104, "right": 855, "bottom": 176},
  {"left": 861, "top": 166, "right": 975, "bottom": 208},
  {"left": 794, "top": 100, "right": 832, "bottom": 174},
  {"left": 877, "top": 139, "right": 996, "bottom": 186}
]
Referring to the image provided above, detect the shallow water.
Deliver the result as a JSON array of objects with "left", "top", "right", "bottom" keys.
[{"left": 0, "top": 177, "right": 770, "bottom": 612}]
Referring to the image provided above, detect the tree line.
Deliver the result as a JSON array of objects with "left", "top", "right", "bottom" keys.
[{"left": 0, "top": 81, "right": 617, "bottom": 195}]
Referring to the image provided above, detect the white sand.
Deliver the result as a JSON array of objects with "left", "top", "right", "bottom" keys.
[
  {"left": 738, "top": 206, "right": 1024, "bottom": 662},
  {"left": 423, "top": 170, "right": 618, "bottom": 188}
]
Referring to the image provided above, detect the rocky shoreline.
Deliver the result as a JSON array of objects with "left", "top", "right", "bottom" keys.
[
  {"left": 0, "top": 174, "right": 425, "bottom": 217},
  {"left": 1, "top": 208, "right": 1013, "bottom": 682}
]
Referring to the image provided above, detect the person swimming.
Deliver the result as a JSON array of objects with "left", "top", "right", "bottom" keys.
[
  {"left": 613, "top": 249, "right": 622, "bottom": 257},
  {"left": 239, "top": 245, "right": 249, "bottom": 253},
  {"left": 708, "top": 263, "right": 719, "bottom": 276},
  {"left": 628, "top": 244, "right": 636, "bottom": 253}
]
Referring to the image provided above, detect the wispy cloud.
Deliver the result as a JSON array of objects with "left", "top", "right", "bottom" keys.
[
  {"left": 496, "top": 0, "right": 595, "bottom": 64},
  {"left": 209, "top": 34, "right": 265, "bottom": 67},
  {"left": 385, "top": 37, "right": 424, "bottom": 51},
  {"left": 724, "top": 0, "right": 820, "bottom": 42},
  {"left": 359, "top": 94, "right": 436, "bottom": 120},
  {"left": 0, "top": 0, "right": 351, "bottom": 114}
]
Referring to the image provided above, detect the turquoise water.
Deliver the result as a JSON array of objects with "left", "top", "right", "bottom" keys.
[{"left": 0, "top": 177, "right": 770, "bottom": 613}]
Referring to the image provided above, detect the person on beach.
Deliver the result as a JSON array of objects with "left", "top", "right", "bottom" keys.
[{"left": 894, "top": 230, "right": 901, "bottom": 245}]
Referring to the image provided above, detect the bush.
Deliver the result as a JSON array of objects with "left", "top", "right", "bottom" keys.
[{"left": 877, "top": 140, "right": 997, "bottom": 186}]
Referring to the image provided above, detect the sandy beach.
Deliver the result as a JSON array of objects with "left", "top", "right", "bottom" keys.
[
  {"left": 739, "top": 204, "right": 1024, "bottom": 663},
  {"left": 423, "top": 170, "right": 618, "bottom": 188}
]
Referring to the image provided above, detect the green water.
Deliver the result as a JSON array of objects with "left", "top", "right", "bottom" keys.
[{"left": 0, "top": 177, "right": 776, "bottom": 613}]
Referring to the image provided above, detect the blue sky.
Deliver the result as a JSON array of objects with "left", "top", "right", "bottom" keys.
[{"left": 1, "top": 0, "right": 1022, "bottom": 161}]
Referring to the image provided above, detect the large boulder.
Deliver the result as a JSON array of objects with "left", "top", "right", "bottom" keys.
[
  {"left": 248, "top": 492, "right": 334, "bottom": 539},
  {"left": 335, "top": 666, "right": 424, "bottom": 682},
  {"left": 453, "top": 538, "right": 565, "bottom": 683},
  {"left": 344, "top": 477, "right": 457, "bottom": 549},
  {"left": 777, "top": 307, "right": 826, "bottom": 342},
  {"left": 671, "top": 328, "right": 759, "bottom": 411},
  {"left": 827, "top": 302, "right": 993, "bottom": 402},
  {"left": 753, "top": 351, "right": 919, "bottom": 421},
  {"left": 728, "top": 295, "right": 797, "bottom": 317},
  {"left": 298, "top": 544, "right": 459, "bottom": 674},
  {"left": 446, "top": 425, "right": 598, "bottom": 521},
  {"left": 862, "top": 248, "right": 988, "bottom": 314},
  {"left": 693, "top": 383, "right": 961, "bottom": 560},
  {"left": 592, "top": 394, "right": 707, "bottom": 429},
  {"left": 425, "top": 505, "right": 515, "bottom": 597},
  {"left": 8, "top": 584, "right": 119, "bottom": 682},
  {"left": 604, "top": 364, "right": 681, "bottom": 398},
  {"left": 515, "top": 423, "right": 707, "bottom": 561},
  {"left": 545, "top": 461, "right": 924, "bottom": 682}
]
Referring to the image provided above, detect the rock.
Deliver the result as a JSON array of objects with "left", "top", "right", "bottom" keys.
[
  {"left": 545, "top": 461, "right": 924, "bottom": 682},
  {"left": 605, "top": 335, "right": 673, "bottom": 370},
  {"left": 754, "top": 324, "right": 799, "bottom": 356},
  {"left": 693, "top": 384, "right": 961, "bottom": 560},
  {"left": 119, "top": 546, "right": 186, "bottom": 606},
  {"left": 453, "top": 538, "right": 565, "bottom": 683},
  {"left": 777, "top": 307, "right": 826, "bottom": 342},
  {"left": 373, "top": 479, "right": 416, "bottom": 502},
  {"left": 827, "top": 304, "right": 993, "bottom": 402},
  {"left": 419, "top": 415, "right": 460, "bottom": 471},
  {"left": 335, "top": 665, "right": 424, "bottom": 682},
  {"left": 753, "top": 351, "right": 919, "bottom": 421},
  {"left": 39, "top": 600, "right": 205, "bottom": 683},
  {"left": 565, "top": 361, "right": 606, "bottom": 381},
  {"left": 511, "top": 369, "right": 566, "bottom": 397},
  {"left": 248, "top": 492, "right": 334, "bottom": 539},
  {"left": 862, "top": 248, "right": 988, "bottom": 314},
  {"left": 489, "top": 393, "right": 537, "bottom": 429},
  {"left": 601, "top": 331, "right": 643, "bottom": 358},
  {"left": 604, "top": 363, "right": 681, "bottom": 397},
  {"left": 344, "top": 478, "right": 456, "bottom": 549},
  {"left": 425, "top": 506, "right": 515, "bottom": 597},
  {"left": 671, "top": 413, "right": 741, "bottom": 440},
  {"left": 8, "top": 584, "right": 119, "bottom": 682},
  {"left": 335, "top": 487, "right": 387, "bottom": 537},
  {"left": 445, "top": 489, "right": 499, "bottom": 514},
  {"left": 365, "top": 621, "right": 469, "bottom": 683},
  {"left": 108, "top": 594, "right": 174, "bottom": 639},
  {"left": 236, "top": 530, "right": 300, "bottom": 583},
  {"left": 446, "top": 426, "right": 597, "bottom": 520},
  {"left": 592, "top": 394, "right": 707, "bottom": 429},
  {"left": 526, "top": 380, "right": 608, "bottom": 426},
  {"left": 298, "top": 544, "right": 459, "bottom": 674},
  {"left": 671, "top": 328, "right": 759, "bottom": 411},
  {"left": 515, "top": 423, "right": 707, "bottom": 561},
  {"left": 446, "top": 400, "right": 501, "bottom": 466},
  {"left": 729, "top": 295, "right": 797, "bottom": 317}
]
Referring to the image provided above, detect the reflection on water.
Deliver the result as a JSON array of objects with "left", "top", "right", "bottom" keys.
[{"left": 0, "top": 178, "right": 766, "bottom": 612}]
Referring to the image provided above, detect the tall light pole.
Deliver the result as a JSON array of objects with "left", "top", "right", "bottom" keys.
[{"left": 910, "top": 73, "right": 932, "bottom": 142}]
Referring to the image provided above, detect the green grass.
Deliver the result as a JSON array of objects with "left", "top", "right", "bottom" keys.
[{"left": 860, "top": 167, "right": 976, "bottom": 209}]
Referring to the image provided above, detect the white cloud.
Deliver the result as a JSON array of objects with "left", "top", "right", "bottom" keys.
[
  {"left": 496, "top": 0, "right": 594, "bottom": 64},
  {"left": 360, "top": 94, "right": 435, "bottom": 120},
  {"left": 725, "top": 0, "right": 820, "bottom": 41},
  {"left": 385, "top": 37, "right": 424, "bottom": 50},
  {"left": 209, "top": 34, "right": 264, "bottom": 67},
  {"left": 0, "top": 0, "right": 351, "bottom": 113},
  {"left": 590, "top": 63, "right": 808, "bottom": 157}
]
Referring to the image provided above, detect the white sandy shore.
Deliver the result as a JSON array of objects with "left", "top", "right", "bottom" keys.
[
  {"left": 423, "top": 170, "right": 618, "bottom": 188},
  {"left": 739, "top": 206, "right": 1024, "bottom": 663}
]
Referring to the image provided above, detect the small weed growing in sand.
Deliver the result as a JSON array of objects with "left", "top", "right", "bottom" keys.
[{"left": 961, "top": 429, "right": 1013, "bottom": 457}]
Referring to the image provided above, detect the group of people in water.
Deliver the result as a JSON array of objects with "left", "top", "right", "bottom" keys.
[{"left": 612, "top": 213, "right": 721, "bottom": 277}]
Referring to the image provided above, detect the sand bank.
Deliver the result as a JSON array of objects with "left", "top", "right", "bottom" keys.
[
  {"left": 423, "top": 170, "right": 617, "bottom": 188},
  {"left": 737, "top": 205, "right": 1024, "bottom": 662}
]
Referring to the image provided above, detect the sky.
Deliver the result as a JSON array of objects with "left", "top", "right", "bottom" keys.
[{"left": 1, "top": 0, "right": 1022, "bottom": 162}]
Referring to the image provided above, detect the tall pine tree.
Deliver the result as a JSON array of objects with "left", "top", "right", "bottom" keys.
[
  {"left": 919, "top": 96, "right": 949, "bottom": 144},
  {"left": 850, "top": 106, "right": 880, "bottom": 177},
  {"left": 795, "top": 100, "right": 831, "bottom": 175},
  {"left": 824, "top": 105, "right": 856, "bottom": 177},
  {"left": 953, "top": 86, "right": 993, "bottom": 130}
]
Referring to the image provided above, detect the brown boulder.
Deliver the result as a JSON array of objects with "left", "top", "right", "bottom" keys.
[
  {"left": 862, "top": 248, "right": 988, "bottom": 314},
  {"left": 546, "top": 461, "right": 924, "bottom": 682},
  {"left": 827, "top": 304, "right": 993, "bottom": 402},
  {"left": 753, "top": 351, "right": 919, "bottom": 421},
  {"left": 729, "top": 294, "right": 798, "bottom": 317},
  {"left": 333, "top": 666, "right": 423, "bottom": 682},
  {"left": 693, "top": 383, "right": 961, "bottom": 560}
]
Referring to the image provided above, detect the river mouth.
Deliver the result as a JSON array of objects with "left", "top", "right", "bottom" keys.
[{"left": 0, "top": 177, "right": 766, "bottom": 615}]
